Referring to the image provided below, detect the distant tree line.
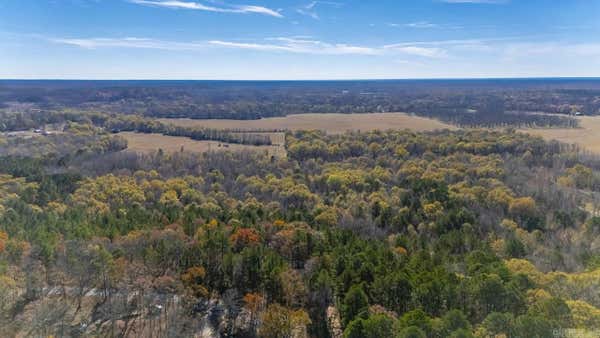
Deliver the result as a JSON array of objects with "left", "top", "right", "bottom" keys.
[
  {"left": 3, "top": 80, "right": 600, "bottom": 127},
  {"left": 0, "top": 110, "right": 273, "bottom": 146}
]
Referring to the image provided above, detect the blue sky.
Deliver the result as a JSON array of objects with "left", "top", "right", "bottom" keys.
[{"left": 1, "top": 0, "right": 599, "bottom": 79}]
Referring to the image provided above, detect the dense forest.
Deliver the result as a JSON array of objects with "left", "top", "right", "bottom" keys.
[
  {"left": 2, "top": 79, "right": 600, "bottom": 127},
  {"left": 1, "top": 114, "right": 600, "bottom": 336}
]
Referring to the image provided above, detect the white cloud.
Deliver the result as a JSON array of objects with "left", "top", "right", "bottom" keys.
[
  {"left": 403, "top": 21, "right": 439, "bottom": 29},
  {"left": 49, "top": 35, "right": 449, "bottom": 58},
  {"left": 128, "top": 0, "right": 283, "bottom": 17},
  {"left": 210, "top": 38, "right": 381, "bottom": 55},
  {"left": 59, "top": 35, "right": 600, "bottom": 62},
  {"left": 207, "top": 40, "right": 292, "bottom": 52},
  {"left": 296, "top": 1, "right": 319, "bottom": 19},
  {"left": 385, "top": 46, "right": 447, "bottom": 58},
  {"left": 236, "top": 5, "right": 282, "bottom": 17},
  {"left": 129, "top": 0, "right": 204, "bottom": 9},
  {"left": 296, "top": 1, "right": 342, "bottom": 20},
  {"left": 383, "top": 37, "right": 517, "bottom": 48},
  {"left": 51, "top": 37, "right": 207, "bottom": 50},
  {"left": 213, "top": 37, "right": 451, "bottom": 57},
  {"left": 387, "top": 21, "right": 464, "bottom": 30}
]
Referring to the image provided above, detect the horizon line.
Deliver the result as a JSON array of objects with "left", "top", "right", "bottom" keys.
[{"left": 2, "top": 76, "right": 600, "bottom": 82}]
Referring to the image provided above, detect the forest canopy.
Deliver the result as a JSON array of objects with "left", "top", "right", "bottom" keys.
[{"left": 1, "top": 119, "right": 600, "bottom": 337}]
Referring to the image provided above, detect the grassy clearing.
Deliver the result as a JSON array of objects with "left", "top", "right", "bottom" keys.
[
  {"left": 125, "top": 113, "right": 600, "bottom": 156},
  {"left": 149, "top": 112, "right": 454, "bottom": 158},
  {"left": 119, "top": 132, "right": 285, "bottom": 157},
  {"left": 520, "top": 116, "right": 600, "bottom": 154}
]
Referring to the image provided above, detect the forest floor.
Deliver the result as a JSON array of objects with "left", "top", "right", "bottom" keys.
[{"left": 519, "top": 116, "right": 600, "bottom": 154}]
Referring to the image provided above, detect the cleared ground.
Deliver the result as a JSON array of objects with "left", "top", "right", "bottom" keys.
[
  {"left": 158, "top": 112, "right": 456, "bottom": 134},
  {"left": 119, "top": 132, "right": 285, "bottom": 157},
  {"left": 130, "top": 113, "right": 567, "bottom": 157},
  {"left": 520, "top": 116, "right": 600, "bottom": 154},
  {"left": 148, "top": 113, "right": 454, "bottom": 157}
]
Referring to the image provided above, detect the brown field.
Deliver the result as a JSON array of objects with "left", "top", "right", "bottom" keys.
[
  {"left": 520, "top": 116, "right": 600, "bottom": 154},
  {"left": 135, "top": 112, "right": 600, "bottom": 158},
  {"left": 119, "top": 132, "right": 285, "bottom": 157},
  {"left": 151, "top": 113, "right": 454, "bottom": 157},
  {"left": 158, "top": 112, "right": 456, "bottom": 134}
]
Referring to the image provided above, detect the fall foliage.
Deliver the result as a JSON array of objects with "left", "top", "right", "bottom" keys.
[{"left": 1, "top": 124, "right": 600, "bottom": 337}]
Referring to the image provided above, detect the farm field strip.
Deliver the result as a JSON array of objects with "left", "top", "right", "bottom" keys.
[
  {"left": 136, "top": 112, "right": 600, "bottom": 156},
  {"left": 519, "top": 116, "right": 600, "bottom": 154},
  {"left": 119, "top": 131, "right": 285, "bottom": 157},
  {"left": 157, "top": 112, "right": 457, "bottom": 134},
  {"left": 140, "top": 112, "right": 456, "bottom": 157}
]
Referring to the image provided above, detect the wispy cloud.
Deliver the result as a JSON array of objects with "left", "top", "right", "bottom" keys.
[
  {"left": 404, "top": 21, "right": 439, "bottom": 28},
  {"left": 388, "top": 21, "right": 439, "bottom": 29},
  {"left": 128, "top": 0, "right": 283, "bottom": 17},
  {"left": 386, "top": 21, "right": 464, "bottom": 30},
  {"left": 50, "top": 36, "right": 378, "bottom": 55},
  {"left": 50, "top": 37, "right": 206, "bottom": 50},
  {"left": 49, "top": 35, "right": 447, "bottom": 58},
  {"left": 209, "top": 37, "right": 447, "bottom": 57},
  {"left": 384, "top": 45, "right": 447, "bottom": 58},
  {"left": 47, "top": 34, "right": 600, "bottom": 66},
  {"left": 296, "top": 1, "right": 342, "bottom": 20},
  {"left": 383, "top": 37, "right": 520, "bottom": 48},
  {"left": 210, "top": 37, "right": 380, "bottom": 55}
]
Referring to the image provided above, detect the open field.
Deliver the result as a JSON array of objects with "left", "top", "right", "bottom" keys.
[
  {"left": 135, "top": 112, "right": 600, "bottom": 155},
  {"left": 158, "top": 112, "right": 456, "bottom": 134},
  {"left": 128, "top": 113, "right": 455, "bottom": 157},
  {"left": 119, "top": 132, "right": 285, "bottom": 157},
  {"left": 520, "top": 116, "right": 600, "bottom": 154}
]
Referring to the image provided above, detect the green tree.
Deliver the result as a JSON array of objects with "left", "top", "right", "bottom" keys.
[
  {"left": 341, "top": 284, "right": 369, "bottom": 325},
  {"left": 504, "top": 235, "right": 526, "bottom": 258},
  {"left": 440, "top": 310, "right": 471, "bottom": 337},
  {"left": 481, "top": 312, "right": 514, "bottom": 337},
  {"left": 529, "top": 297, "right": 573, "bottom": 328},
  {"left": 397, "top": 326, "right": 427, "bottom": 338},
  {"left": 361, "top": 314, "right": 395, "bottom": 338},
  {"left": 448, "top": 328, "right": 474, "bottom": 338},
  {"left": 343, "top": 314, "right": 395, "bottom": 338},
  {"left": 513, "top": 315, "right": 554, "bottom": 338},
  {"left": 397, "top": 309, "right": 433, "bottom": 335},
  {"left": 371, "top": 272, "right": 412, "bottom": 314}
]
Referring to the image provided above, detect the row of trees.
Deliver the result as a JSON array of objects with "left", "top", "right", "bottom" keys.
[
  {"left": 0, "top": 122, "right": 127, "bottom": 160},
  {"left": 0, "top": 109, "right": 273, "bottom": 146}
]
